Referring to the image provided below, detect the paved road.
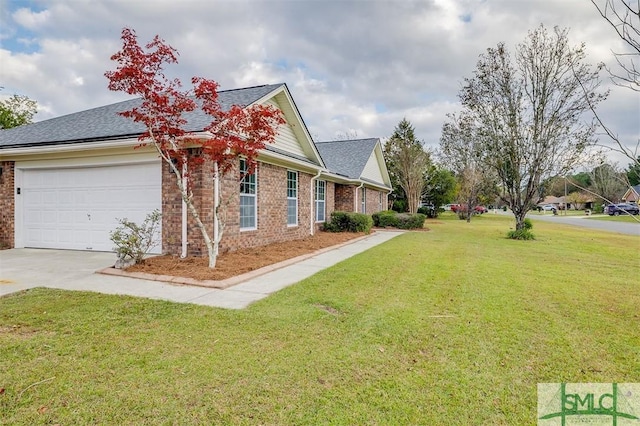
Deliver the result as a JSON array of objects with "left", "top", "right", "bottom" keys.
[{"left": 522, "top": 212, "right": 640, "bottom": 236}]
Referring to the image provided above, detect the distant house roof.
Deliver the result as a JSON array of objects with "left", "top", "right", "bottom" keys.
[
  {"left": 623, "top": 184, "right": 640, "bottom": 201},
  {"left": 0, "top": 84, "right": 283, "bottom": 149},
  {"left": 315, "top": 138, "right": 380, "bottom": 180}
]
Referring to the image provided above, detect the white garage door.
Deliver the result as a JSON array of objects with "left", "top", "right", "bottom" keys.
[{"left": 22, "top": 162, "right": 161, "bottom": 252}]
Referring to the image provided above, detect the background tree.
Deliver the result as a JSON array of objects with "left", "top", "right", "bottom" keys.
[
  {"left": 440, "top": 112, "right": 495, "bottom": 222},
  {"left": 106, "top": 28, "right": 284, "bottom": 268},
  {"left": 0, "top": 93, "right": 37, "bottom": 129},
  {"left": 590, "top": 162, "right": 628, "bottom": 203},
  {"left": 458, "top": 25, "right": 606, "bottom": 231},
  {"left": 627, "top": 156, "right": 640, "bottom": 185},
  {"left": 591, "top": 0, "right": 640, "bottom": 92},
  {"left": 583, "top": 1, "right": 639, "bottom": 174},
  {"left": 422, "top": 165, "right": 457, "bottom": 217},
  {"left": 384, "top": 118, "right": 431, "bottom": 214},
  {"left": 566, "top": 191, "right": 589, "bottom": 210},
  {"left": 541, "top": 172, "right": 592, "bottom": 197}
]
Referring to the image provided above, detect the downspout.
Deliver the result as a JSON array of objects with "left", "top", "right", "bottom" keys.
[
  {"left": 354, "top": 182, "right": 364, "bottom": 213},
  {"left": 180, "top": 162, "right": 188, "bottom": 258},
  {"left": 310, "top": 169, "right": 322, "bottom": 235},
  {"left": 386, "top": 188, "right": 393, "bottom": 211},
  {"left": 213, "top": 162, "right": 220, "bottom": 256}
]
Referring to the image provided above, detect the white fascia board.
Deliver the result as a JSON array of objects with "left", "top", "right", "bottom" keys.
[
  {"left": 250, "top": 84, "right": 326, "bottom": 168},
  {"left": 257, "top": 150, "right": 323, "bottom": 174},
  {"left": 374, "top": 140, "right": 392, "bottom": 187},
  {"left": 0, "top": 137, "right": 141, "bottom": 158},
  {"left": 321, "top": 171, "right": 391, "bottom": 192}
]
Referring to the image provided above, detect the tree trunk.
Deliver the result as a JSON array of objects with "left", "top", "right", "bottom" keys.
[
  {"left": 168, "top": 158, "right": 218, "bottom": 268},
  {"left": 211, "top": 162, "right": 221, "bottom": 269},
  {"left": 514, "top": 209, "right": 527, "bottom": 231}
]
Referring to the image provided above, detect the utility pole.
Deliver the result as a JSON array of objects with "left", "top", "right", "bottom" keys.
[{"left": 564, "top": 176, "right": 567, "bottom": 216}]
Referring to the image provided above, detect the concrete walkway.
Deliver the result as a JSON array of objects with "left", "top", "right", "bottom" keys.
[{"left": 0, "top": 230, "right": 403, "bottom": 309}]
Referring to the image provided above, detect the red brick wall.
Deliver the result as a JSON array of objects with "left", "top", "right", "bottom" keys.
[
  {"left": 221, "top": 163, "right": 315, "bottom": 252},
  {"left": 334, "top": 185, "right": 388, "bottom": 214},
  {"left": 0, "top": 161, "right": 15, "bottom": 248},
  {"left": 335, "top": 184, "right": 355, "bottom": 212},
  {"left": 162, "top": 151, "right": 215, "bottom": 257},
  {"left": 163, "top": 156, "right": 319, "bottom": 256},
  {"left": 365, "top": 188, "right": 388, "bottom": 213}
]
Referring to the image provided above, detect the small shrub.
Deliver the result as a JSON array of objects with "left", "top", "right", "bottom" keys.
[
  {"left": 507, "top": 229, "right": 535, "bottom": 240},
  {"left": 523, "top": 218, "right": 533, "bottom": 230},
  {"left": 396, "top": 213, "right": 426, "bottom": 229},
  {"left": 110, "top": 209, "right": 161, "bottom": 266},
  {"left": 323, "top": 211, "right": 373, "bottom": 234},
  {"left": 391, "top": 199, "right": 407, "bottom": 213},
  {"left": 417, "top": 206, "right": 438, "bottom": 218},
  {"left": 372, "top": 210, "right": 398, "bottom": 227}
]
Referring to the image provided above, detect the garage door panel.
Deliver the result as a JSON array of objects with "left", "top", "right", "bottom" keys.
[{"left": 22, "top": 162, "right": 161, "bottom": 252}]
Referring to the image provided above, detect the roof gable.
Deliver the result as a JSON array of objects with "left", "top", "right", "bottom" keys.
[
  {"left": 623, "top": 184, "right": 640, "bottom": 199},
  {"left": 255, "top": 85, "right": 324, "bottom": 167},
  {"left": 0, "top": 84, "right": 283, "bottom": 149},
  {"left": 316, "top": 138, "right": 391, "bottom": 187}
]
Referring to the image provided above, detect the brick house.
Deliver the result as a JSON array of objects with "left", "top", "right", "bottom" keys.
[
  {"left": 622, "top": 185, "right": 640, "bottom": 204},
  {"left": 0, "top": 83, "right": 392, "bottom": 256}
]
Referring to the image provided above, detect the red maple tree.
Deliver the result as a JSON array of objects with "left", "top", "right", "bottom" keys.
[{"left": 105, "top": 28, "right": 285, "bottom": 268}]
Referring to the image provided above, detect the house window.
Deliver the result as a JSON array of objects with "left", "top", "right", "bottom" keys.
[
  {"left": 287, "top": 170, "right": 298, "bottom": 226},
  {"left": 378, "top": 192, "right": 383, "bottom": 211},
  {"left": 360, "top": 187, "right": 366, "bottom": 213},
  {"left": 315, "top": 180, "right": 326, "bottom": 222},
  {"left": 239, "top": 159, "right": 257, "bottom": 230}
]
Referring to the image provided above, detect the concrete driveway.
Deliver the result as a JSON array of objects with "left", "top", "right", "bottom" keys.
[
  {"left": 0, "top": 231, "right": 403, "bottom": 309},
  {"left": 0, "top": 248, "right": 238, "bottom": 306}
]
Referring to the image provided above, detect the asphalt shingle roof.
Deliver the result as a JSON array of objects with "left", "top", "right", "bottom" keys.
[
  {"left": 315, "top": 138, "right": 379, "bottom": 180},
  {"left": 0, "top": 84, "right": 283, "bottom": 148}
]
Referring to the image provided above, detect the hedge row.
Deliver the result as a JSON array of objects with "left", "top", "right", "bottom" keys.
[
  {"left": 372, "top": 210, "right": 426, "bottom": 230},
  {"left": 323, "top": 211, "right": 373, "bottom": 233}
]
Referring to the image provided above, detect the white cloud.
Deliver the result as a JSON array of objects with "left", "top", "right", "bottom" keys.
[
  {"left": 0, "top": 0, "right": 636, "bottom": 169},
  {"left": 12, "top": 7, "right": 50, "bottom": 30}
]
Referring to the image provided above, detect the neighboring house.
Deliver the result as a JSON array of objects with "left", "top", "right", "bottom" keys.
[
  {"left": 622, "top": 185, "right": 640, "bottom": 204},
  {"left": 0, "top": 83, "right": 392, "bottom": 256},
  {"left": 538, "top": 196, "right": 564, "bottom": 209}
]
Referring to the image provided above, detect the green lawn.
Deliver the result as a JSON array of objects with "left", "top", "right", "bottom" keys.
[
  {"left": 1, "top": 215, "right": 638, "bottom": 425},
  {"left": 587, "top": 214, "right": 640, "bottom": 223}
]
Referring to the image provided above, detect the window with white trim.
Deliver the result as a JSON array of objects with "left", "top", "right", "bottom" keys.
[
  {"left": 315, "top": 180, "right": 326, "bottom": 222},
  {"left": 239, "top": 159, "right": 257, "bottom": 230},
  {"left": 360, "top": 187, "right": 366, "bottom": 213},
  {"left": 287, "top": 170, "right": 298, "bottom": 226},
  {"left": 378, "top": 191, "right": 383, "bottom": 211}
]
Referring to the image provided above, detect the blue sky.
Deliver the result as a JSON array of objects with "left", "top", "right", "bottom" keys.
[{"left": 0, "top": 0, "right": 637, "bottom": 167}]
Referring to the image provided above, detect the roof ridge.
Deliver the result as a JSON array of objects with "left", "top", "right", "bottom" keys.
[
  {"left": 217, "top": 82, "right": 283, "bottom": 93},
  {"left": 316, "top": 137, "right": 378, "bottom": 144}
]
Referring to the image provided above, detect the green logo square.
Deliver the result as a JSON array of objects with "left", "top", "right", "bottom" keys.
[{"left": 538, "top": 383, "right": 640, "bottom": 425}]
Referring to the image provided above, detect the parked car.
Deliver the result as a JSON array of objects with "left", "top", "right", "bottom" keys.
[
  {"left": 606, "top": 203, "right": 639, "bottom": 216},
  {"left": 443, "top": 204, "right": 455, "bottom": 211},
  {"left": 451, "top": 204, "right": 487, "bottom": 214},
  {"left": 539, "top": 204, "right": 557, "bottom": 211}
]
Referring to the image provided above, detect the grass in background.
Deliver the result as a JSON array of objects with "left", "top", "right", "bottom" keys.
[
  {"left": 1, "top": 215, "right": 638, "bottom": 425},
  {"left": 587, "top": 214, "right": 640, "bottom": 223}
]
